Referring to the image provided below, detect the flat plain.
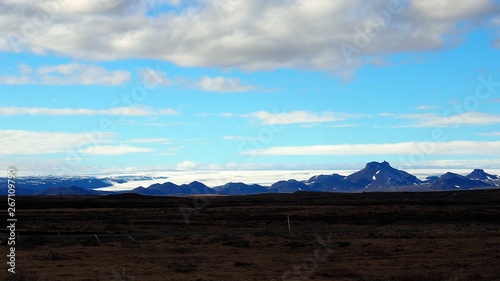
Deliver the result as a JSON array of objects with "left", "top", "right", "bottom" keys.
[{"left": 2, "top": 189, "right": 500, "bottom": 281}]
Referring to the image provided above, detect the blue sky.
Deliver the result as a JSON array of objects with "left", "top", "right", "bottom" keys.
[{"left": 1, "top": 0, "right": 500, "bottom": 176}]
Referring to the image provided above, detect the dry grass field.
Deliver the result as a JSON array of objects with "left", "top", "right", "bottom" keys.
[{"left": 2, "top": 190, "right": 500, "bottom": 280}]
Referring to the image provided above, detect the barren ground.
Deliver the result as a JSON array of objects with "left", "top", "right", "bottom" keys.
[{"left": 2, "top": 189, "right": 500, "bottom": 280}]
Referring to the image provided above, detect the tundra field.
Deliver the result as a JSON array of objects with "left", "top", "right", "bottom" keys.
[{"left": 2, "top": 190, "right": 500, "bottom": 281}]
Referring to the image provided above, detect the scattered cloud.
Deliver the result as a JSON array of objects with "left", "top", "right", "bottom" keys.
[
  {"left": 0, "top": 0, "right": 497, "bottom": 76},
  {"left": 81, "top": 145, "right": 153, "bottom": 155},
  {"left": 384, "top": 112, "right": 500, "bottom": 127},
  {"left": 248, "top": 110, "right": 367, "bottom": 125},
  {"left": 490, "top": 15, "right": 500, "bottom": 48},
  {"left": 176, "top": 161, "right": 205, "bottom": 170},
  {"left": 0, "top": 106, "right": 178, "bottom": 116},
  {"left": 477, "top": 132, "right": 500, "bottom": 137},
  {"left": 328, "top": 123, "right": 359, "bottom": 128},
  {"left": 220, "top": 112, "right": 237, "bottom": 118},
  {"left": 127, "top": 138, "right": 171, "bottom": 144},
  {"left": 223, "top": 136, "right": 259, "bottom": 141},
  {"left": 241, "top": 141, "right": 500, "bottom": 156},
  {"left": 0, "top": 130, "right": 113, "bottom": 155},
  {"left": 197, "top": 76, "right": 257, "bottom": 92},
  {"left": 0, "top": 64, "right": 130, "bottom": 86},
  {"left": 138, "top": 68, "right": 261, "bottom": 93},
  {"left": 139, "top": 67, "right": 171, "bottom": 87},
  {"left": 414, "top": 105, "right": 440, "bottom": 110}
]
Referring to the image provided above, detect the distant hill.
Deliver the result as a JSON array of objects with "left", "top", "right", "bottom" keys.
[
  {"left": 466, "top": 169, "right": 498, "bottom": 181},
  {"left": 213, "top": 182, "right": 268, "bottom": 195},
  {"left": 132, "top": 181, "right": 215, "bottom": 196},
  {"left": 270, "top": 179, "right": 310, "bottom": 193},
  {"left": 0, "top": 176, "right": 111, "bottom": 192},
  {"left": 36, "top": 186, "right": 98, "bottom": 196},
  {"left": 430, "top": 173, "right": 493, "bottom": 191},
  {"left": 2, "top": 162, "right": 498, "bottom": 196},
  {"left": 304, "top": 174, "right": 359, "bottom": 192}
]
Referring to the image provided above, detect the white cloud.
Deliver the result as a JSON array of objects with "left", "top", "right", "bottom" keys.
[
  {"left": 176, "top": 161, "right": 205, "bottom": 170},
  {"left": 0, "top": 63, "right": 130, "bottom": 86},
  {"left": 477, "top": 132, "right": 500, "bottom": 137},
  {"left": 81, "top": 145, "right": 153, "bottom": 155},
  {"left": 197, "top": 76, "right": 256, "bottom": 92},
  {"left": 414, "top": 105, "right": 439, "bottom": 110},
  {"left": 0, "top": 130, "right": 114, "bottom": 155},
  {"left": 492, "top": 15, "right": 500, "bottom": 48},
  {"left": 0, "top": 0, "right": 496, "bottom": 75},
  {"left": 139, "top": 67, "right": 171, "bottom": 87},
  {"left": 223, "top": 136, "right": 258, "bottom": 141},
  {"left": 249, "top": 110, "right": 366, "bottom": 125},
  {"left": 241, "top": 141, "right": 500, "bottom": 156},
  {"left": 127, "top": 137, "right": 171, "bottom": 144},
  {"left": 385, "top": 112, "right": 500, "bottom": 127},
  {"left": 408, "top": 0, "right": 493, "bottom": 21},
  {"left": 37, "top": 64, "right": 130, "bottom": 85},
  {"left": 0, "top": 106, "right": 178, "bottom": 116},
  {"left": 138, "top": 69, "right": 262, "bottom": 92}
]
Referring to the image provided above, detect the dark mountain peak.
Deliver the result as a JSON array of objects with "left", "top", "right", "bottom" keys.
[
  {"left": 214, "top": 182, "right": 268, "bottom": 195},
  {"left": 431, "top": 174, "right": 492, "bottom": 190},
  {"left": 439, "top": 172, "right": 463, "bottom": 180},
  {"left": 186, "top": 181, "right": 208, "bottom": 188},
  {"left": 424, "top": 176, "right": 440, "bottom": 183},
  {"left": 149, "top": 182, "right": 178, "bottom": 191},
  {"left": 305, "top": 173, "right": 345, "bottom": 184},
  {"left": 365, "top": 161, "right": 391, "bottom": 170},
  {"left": 304, "top": 173, "right": 358, "bottom": 192},
  {"left": 346, "top": 161, "right": 421, "bottom": 189},
  {"left": 270, "top": 179, "right": 309, "bottom": 193},
  {"left": 466, "top": 169, "right": 498, "bottom": 180}
]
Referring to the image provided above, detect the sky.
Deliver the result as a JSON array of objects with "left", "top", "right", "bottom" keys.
[{"left": 1, "top": 0, "right": 500, "bottom": 179}]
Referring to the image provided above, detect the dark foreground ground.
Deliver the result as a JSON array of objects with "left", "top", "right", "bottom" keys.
[{"left": 2, "top": 189, "right": 500, "bottom": 281}]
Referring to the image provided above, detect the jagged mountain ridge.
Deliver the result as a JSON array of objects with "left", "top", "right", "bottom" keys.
[
  {"left": 430, "top": 172, "right": 493, "bottom": 191},
  {"left": 1, "top": 162, "right": 498, "bottom": 196},
  {"left": 345, "top": 161, "right": 422, "bottom": 189},
  {"left": 466, "top": 169, "right": 498, "bottom": 181}
]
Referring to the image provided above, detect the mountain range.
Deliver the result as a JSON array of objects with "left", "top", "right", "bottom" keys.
[{"left": 1, "top": 162, "right": 499, "bottom": 196}]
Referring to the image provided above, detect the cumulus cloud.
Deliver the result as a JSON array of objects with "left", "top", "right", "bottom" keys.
[
  {"left": 0, "top": 106, "right": 178, "bottom": 116},
  {"left": 241, "top": 141, "right": 500, "bottom": 156},
  {"left": 0, "top": 63, "right": 130, "bottom": 85},
  {"left": 0, "top": 0, "right": 497, "bottom": 76}
]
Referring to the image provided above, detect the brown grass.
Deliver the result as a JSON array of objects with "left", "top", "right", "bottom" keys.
[{"left": 1, "top": 190, "right": 499, "bottom": 280}]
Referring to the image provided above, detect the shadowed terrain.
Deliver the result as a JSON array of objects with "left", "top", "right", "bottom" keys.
[{"left": 2, "top": 190, "right": 500, "bottom": 280}]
